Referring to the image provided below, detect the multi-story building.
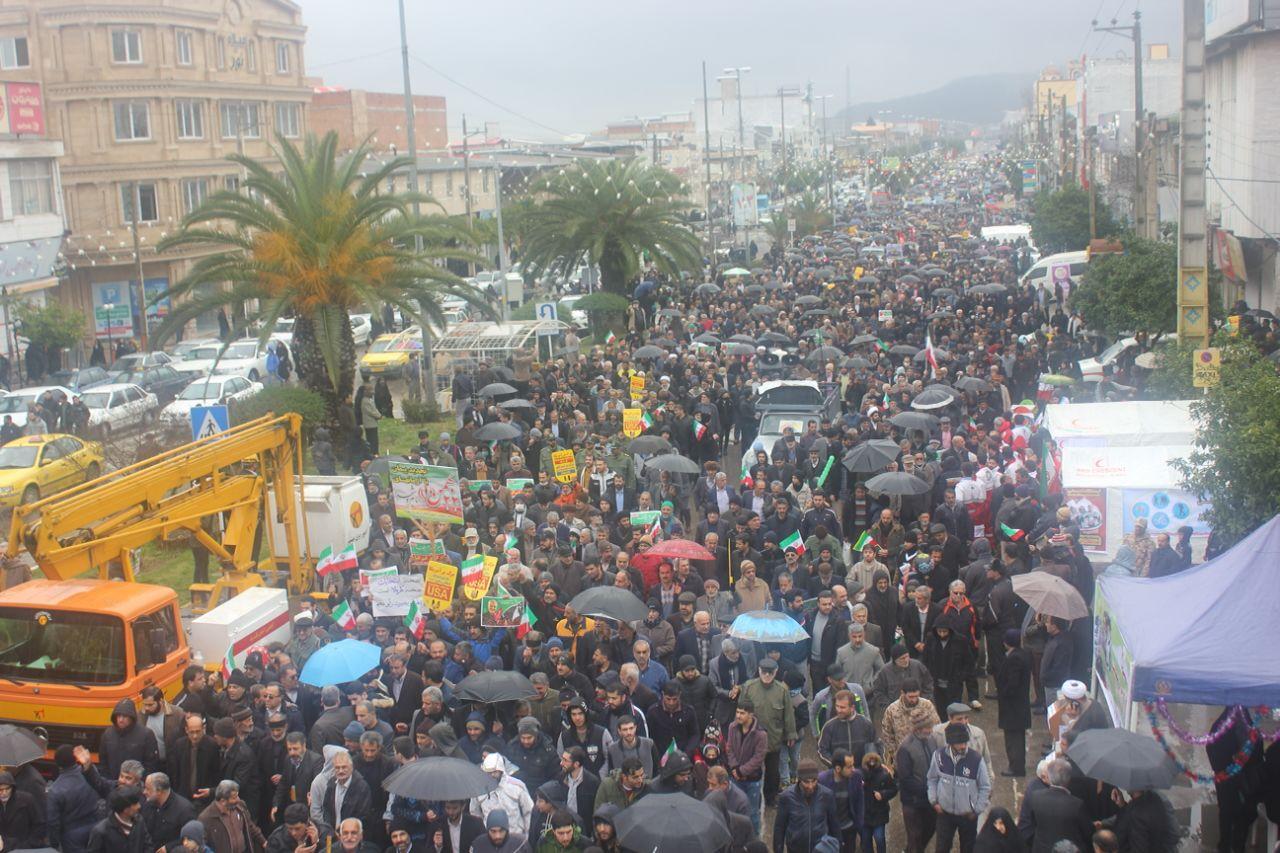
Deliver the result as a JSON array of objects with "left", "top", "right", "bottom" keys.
[
  {"left": 310, "top": 86, "right": 447, "bottom": 154},
  {"left": 0, "top": 0, "right": 310, "bottom": 344}
]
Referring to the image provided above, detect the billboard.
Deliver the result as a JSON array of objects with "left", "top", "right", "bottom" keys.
[{"left": 0, "top": 82, "right": 44, "bottom": 136}]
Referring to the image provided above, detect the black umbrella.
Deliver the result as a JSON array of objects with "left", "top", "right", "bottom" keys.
[
  {"left": 569, "top": 586, "right": 649, "bottom": 623},
  {"left": 453, "top": 671, "right": 538, "bottom": 704},
  {"left": 644, "top": 454, "right": 701, "bottom": 474},
  {"left": 931, "top": 287, "right": 957, "bottom": 297},
  {"left": 497, "top": 398, "right": 536, "bottom": 410},
  {"left": 693, "top": 333, "right": 721, "bottom": 345},
  {"left": 632, "top": 345, "right": 666, "bottom": 360},
  {"left": 1246, "top": 307, "right": 1277, "bottom": 320},
  {"left": 722, "top": 342, "right": 755, "bottom": 356},
  {"left": 955, "top": 376, "right": 992, "bottom": 393},
  {"left": 628, "top": 435, "right": 671, "bottom": 454},
  {"left": 657, "top": 308, "right": 683, "bottom": 318},
  {"left": 489, "top": 366, "right": 516, "bottom": 381},
  {"left": 865, "top": 471, "right": 933, "bottom": 496},
  {"left": 0, "top": 724, "right": 44, "bottom": 766},
  {"left": 757, "top": 332, "right": 792, "bottom": 345},
  {"left": 477, "top": 382, "right": 517, "bottom": 397},
  {"left": 913, "top": 347, "right": 950, "bottom": 363},
  {"left": 614, "top": 793, "right": 731, "bottom": 853},
  {"left": 383, "top": 756, "right": 498, "bottom": 801},
  {"left": 843, "top": 439, "right": 900, "bottom": 473},
  {"left": 1068, "top": 728, "right": 1175, "bottom": 790},
  {"left": 889, "top": 411, "right": 939, "bottom": 432},
  {"left": 729, "top": 334, "right": 757, "bottom": 343},
  {"left": 693, "top": 283, "right": 721, "bottom": 295},
  {"left": 843, "top": 356, "right": 872, "bottom": 369},
  {"left": 858, "top": 275, "right": 880, "bottom": 285},
  {"left": 473, "top": 422, "right": 522, "bottom": 442},
  {"left": 807, "top": 346, "right": 844, "bottom": 363},
  {"left": 744, "top": 284, "right": 766, "bottom": 296},
  {"left": 762, "top": 280, "right": 786, "bottom": 291},
  {"left": 911, "top": 388, "right": 955, "bottom": 411},
  {"left": 803, "top": 308, "right": 831, "bottom": 318},
  {"left": 928, "top": 310, "right": 955, "bottom": 320},
  {"left": 852, "top": 334, "right": 880, "bottom": 346},
  {"left": 749, "top": 305, "right": 777, "bottom": 317},
  {"left": 854, "top": 289, "right": 876, "bottom": 298},
  {"left": 899, "top": 273, "right": 921, "bottom": 284},
  {"left": 889, "top": 344, "right": 919, "bottom": 356},
  {"left": 795, "top": 295, "right": 823, "bottom": 306},
  {"left": 652, "top": 337, "right": 678, "bottom": 347},
  {"left": 970, "top": 283, "right": 1008, "bottom": 295}
]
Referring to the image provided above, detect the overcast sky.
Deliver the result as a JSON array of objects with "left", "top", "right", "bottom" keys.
[{"left": 301, "top": 0, "right": 1181, "bottom": 141}]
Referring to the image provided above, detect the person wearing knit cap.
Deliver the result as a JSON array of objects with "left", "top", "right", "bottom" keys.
[
  {"left": 995, "top": 626, "right": 1033, "bottom": 777},
  {"left": 927, "top": 722, "right": 991, "bottom": 852},
  {"left": 505, "top": 717, "right": 559, "bottom": 796},
  {"left": 179, "top": 819, "right": 210, "bottom": 852},
  {"left": 470, "top": 807, "right": 528, "bottom": 853}
]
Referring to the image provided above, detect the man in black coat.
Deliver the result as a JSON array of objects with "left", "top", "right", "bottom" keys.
[
  {"left": 309, "top": 686, "right": 356, "bottom": 753},
  {"left": 0, "top": 769, "right": 44, "bottom": 851},
  {"left": 320, "top": 751, "right": 374, "bottom": 831},
  {"left": 100, "top": 699, "right": 160, "bottom": 779},
  {"left": 430, "top": 800, "right": 484, "bottom": 853},
  {"left": 899, "top": 585, "right": 940, "bottom": 659},
  {"left": 383, "top": 653, "right": 426, "bottom": 732},
  {"left": 804, "top": 591, "right": 849, "bottom": 688},
  {"left": 88, "top": 787, "right": 153, "bottom": 853},
  {"left": 213, "top": 717, "right": 262, "bottom": 818},
  {"left": 141, "top": 772, "right": 196, "bottom": 849},
  {"left": 995, "top": 629, "right": 1033, "bottom": 777},
  {"left": 271, "top": 734, "right": 324, "bottom": 825},
  {"left": 1039, "top": 617, "right": 1074, "bottom": 699},
  {"left": 558, "top": 747, "right": 600, "bottom": 829},
  {"left": 1017, "top": 758, "right": 1094, "bottom": 853},
  {"left": 170, "top": 713, "right": 221, "bottom": 808}
]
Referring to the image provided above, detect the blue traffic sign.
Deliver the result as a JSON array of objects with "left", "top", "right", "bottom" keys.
[{"left": 191, "top": 404, "right": 229, "bottom": 441}]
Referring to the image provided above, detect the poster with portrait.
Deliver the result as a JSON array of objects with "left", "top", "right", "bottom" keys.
[
  {"left": 1121, "top": 488, "right": 1210, "bottom": 536},
  {"left": 481, "top": 595, "right": 525, "bottom": 628},
  {"left": 390, "top": 463, "right": 463, "bottom": 524},
  {"left": 1092, "top": 584, "right": 1135, "bottom": 727},
  {"left": 1063, "top": 487, "right": 1107, "bottom": 552}
]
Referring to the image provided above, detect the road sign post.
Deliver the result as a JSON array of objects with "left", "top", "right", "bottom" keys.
[
  {"left": 1192, "top": 347, "right": 1220, "bottom": 388},
  {"left": 191, "top": 404, "right": 230, "bottom": 441}
]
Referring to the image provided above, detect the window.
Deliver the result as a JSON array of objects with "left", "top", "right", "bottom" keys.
[
  {"left": 445, "top": 172, "right": 453, "bottom": 197},
  {"left": 121, "top": 182, "right": 158, "bottom": 223},
  {"left": 9, "top": 159, "right": 54, "bottom": 216},
  {"left": 180, "top": 177, "right": 208, "bottom": 214},
  {"left": 220, "top": 101, "right": 260, "bottom": 138},
  {"left": 110, "top": 29, "right": 142, "bottom": 64},
  {"left": 275, "top": 40, "right": 290, "bottom": 74},
  {"left": 216, "top": 36, "right": 226, "bottom": 70},
  {"left": 245, "top": 40, "right": 256, "bottom": 72},
  {"left": 175, "top": 99, "right": 204, "bottom": 139},
  {"left": 482, "top": 170, "right": 490, "bottom": 193},
  {"left": 0, "top": 607, "right": 126, "bottom": 685},
  {"left": 274, "top": 102, "right": 300, "bottom": 138},
  {"left": 113, "top": 100, "right": 150, "bottom": 141},
  {"left": 224, "top": 175, "right": 240, "bottom": 192},
  {"left": 175, "top": 30, "right": 193, "bottom": 66},
  {"left": 0, "top": 36, "right": 29, "bottom": 69}
]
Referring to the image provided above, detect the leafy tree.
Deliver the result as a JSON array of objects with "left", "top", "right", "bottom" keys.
[
  {"left": 1069, "top": 237, "right": 1177, "bottom": 337},
  {"left": 791, "top": 191, "right": 832, "bottom": 237},
  {"left": 155, "top": 132, "right": 486, "bottom": 426},
  {"left": 1175, "top": 340, "right": 1280, "bottom": 549},
  {"left": 16, "top": 301, "right": 87, "bottom": 353},
  {"left": 520, "top": 159, "right": 702, "bottom": 298},
  {"left": 573, "top": 291, "right": 629, "bottom": 340},
  {"left": 1031, "top": 186, "right": 1117, "bottom": 254}
]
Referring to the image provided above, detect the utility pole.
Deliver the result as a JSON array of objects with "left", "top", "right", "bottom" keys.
[
  {"left": 1087, "top": 129, "right": 1098, "bottom": 239},
  {"left": 397, "top": 0, "right": 434, "bottom": 406},
  {"left": 129, "top": 181, "right": 148, "bottom": 351},
  {"left": 702, "top": 61, "right": 715, "bottom": 256},
  {"left": 494, "top": 161, "right": 508, "bottom": 322},
  {"left": 777, "top": 87, "right": 802, "bottom": 209},
  {"left": 719, "top": 67, "right": 750, "bottom": 182},
  {"left": 816, "top": 94, "right": 834, "bottom": 214},
  {"left": 1094, "top": 11, "right": 1147, "bottom": 236},
  {"left": 462, "top": 113, "right": 475, "bottom": 276},
  {"left": 1178, "top": 0, "right": 1209, "bottom": 345}
]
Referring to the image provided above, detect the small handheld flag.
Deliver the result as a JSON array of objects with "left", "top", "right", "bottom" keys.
[
  {"left": 694, "top": 421, "right": 708, "bottom": 441},
  {"left": 316, "top": 543, "right": 358, "bottom": 577},
  {"left": 605, "top": 330, "right": 617, "bottom": 345},
  {"left": 853, "top": 530, "right": 876, "bottom": 552},
  {"left": 404, "top": 600, "right": 427, "bottom": 639},
  {"left": 515, "top": 603, "right": 538, "bottom": 640},
  {"left": 640, "top": 411, "right": 655, "bottom": 430},
  {"left": 332, "top": 600, "right": 357, "bottom": 631},
  {"left": 780, "top": 530, "right": 806, "bottom": 555},
  {"left": 220, "top": 644, "right": 236, "bottom": 681},
  {"left": 1000, "top": 523, "right": 1026, "bottom": 542}
]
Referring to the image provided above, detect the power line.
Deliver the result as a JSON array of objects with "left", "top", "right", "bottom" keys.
[
  {"left": 407, "top": 53, "right": 567, "bottom": 137},
  {"left": 1206, "top": 166, "right": 1280, "bottom": 246},
  {"left": 308, "top": 47, "right": 398, "bottom": 70}
]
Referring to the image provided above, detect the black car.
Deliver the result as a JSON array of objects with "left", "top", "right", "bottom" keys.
[
  {"left": 108, "top": 364, "right": 188, "bottom": 405},
  {"left": 47, "top": 366, "right": 112, "bottom": 391}
]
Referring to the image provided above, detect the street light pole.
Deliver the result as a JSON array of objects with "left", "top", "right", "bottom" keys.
[
  {"left": 397, "top": 0, "right": 435, "bottom": 406},
  {"left": 701, "top": 61, "right": 715, "bottom": 256},
  {"left": 494, "top": 161, "right": 508, "bottom": 322},
  {"left": 129, "top": 181, "right": 149, "bottom": 351},
  {"left": 816, "top": 94, "right": 834, "bottom": 215},
  {"left": 1094, "top": 10, "right": 1148, "bottom": 237}
]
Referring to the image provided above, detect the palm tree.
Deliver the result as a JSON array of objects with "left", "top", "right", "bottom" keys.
[
  {"left": 154, "top": 132, "right": 485, "bottom": 421},
  {"left": 521, "top": 159, "right": 702, "bottom": 297}
]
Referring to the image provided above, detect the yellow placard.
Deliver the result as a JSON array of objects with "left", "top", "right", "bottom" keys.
[
  {"left": 1192, "top": 347, "right": 1221, "bottom": 388},
  {"left": 854, "top": 266, "right": 865, "bottom": 280},
  {"left": 629, "top": 374, "right": 646, "bottom": 400},
  {"left": 552, "top": 449, "right": 577, "bottom": 484},
  {"left": 423, "top": 561, "right": 457, "bottom": 612},
  {"left": 463, "top": 556, "right": 499, "bottom": 601},
  {"left": 623, "top": 408, "right": 644, "bottom": 438}
]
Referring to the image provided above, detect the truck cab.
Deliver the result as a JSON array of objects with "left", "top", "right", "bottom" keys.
[{"left": 0, "top": 579, "right": 187, "bottom": 755}]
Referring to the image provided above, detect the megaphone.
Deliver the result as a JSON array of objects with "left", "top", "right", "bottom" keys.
[
  {"left": 782, "top": 354, "right": 801, "bottom": 366},
  {"left": 759, "top": 352, "right": 780, "bottom": 366}
]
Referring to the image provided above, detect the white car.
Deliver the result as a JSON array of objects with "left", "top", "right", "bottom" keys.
[
  {"left": 174, "top": 339, "right": 273, "bottom": 382},
  {"left": 80, "top": 383, "right": 158, "bottom": 436},
  {"left": 172, "top": 337, "right": 222, "bottom": 360},
  {"left": 161, "top": 375, "right": 262, "bottom": 426},
  {"left": 0, "top": 385, "right": 78, "bottom": 428},
  {"left": 350, "top": 313, "right": 372, "bottom": 346},
  {"left": 269, "top": 318, "right": 295, "bottom": 346},
  {"left": 1078, "top": 336, "right": 1139, "bottom": 383}
]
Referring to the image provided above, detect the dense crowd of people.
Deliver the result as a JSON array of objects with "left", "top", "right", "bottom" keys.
[{"left": 0, "top": 154, "right": 1202, "bottom": 853}]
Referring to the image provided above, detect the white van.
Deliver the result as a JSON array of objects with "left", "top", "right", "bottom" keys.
[
  {"left": 980, "top": 224, "right": 1033, "bottom": 246},
  {"left": 1020, "top": 250, "right": 1088, "bottom": 293}
]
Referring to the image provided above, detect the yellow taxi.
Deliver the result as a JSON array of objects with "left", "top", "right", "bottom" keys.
[
  {"left": 0, "top": 433, "right": 105, "bottom": 507},
  {"left": 359, "top": 327, "right": 422, "bottom": 380}
]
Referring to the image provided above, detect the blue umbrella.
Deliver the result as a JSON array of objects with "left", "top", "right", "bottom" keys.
[
  {"left": 727, "top": 610, "right": 808, "bottom": 643},
  {"left": 300, "top": 638, "right": 382, "bottom": 687}
]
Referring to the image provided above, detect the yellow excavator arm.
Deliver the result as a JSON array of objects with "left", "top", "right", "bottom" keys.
[{"left": 4, "top": 413, "right": 309, "bottom": 609}]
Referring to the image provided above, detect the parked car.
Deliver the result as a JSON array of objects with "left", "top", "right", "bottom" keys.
[
  {"left": 46, "top": 366, "right": 112, "bottom": 392},
  {"left": 0, "top": 385, "right": 78, "bottom": 428},
  {"left": 350, "top": 313, "right": 373, "bottom": 346},
  {"left": 0, "top": 433, "right": 104, "bottom": 507},
  {"left": 111, "top": 351, "right": 177, "bottom": 372},
  {"left": 359, "top": 328, "right": 421, "bottom": 379},
  {"left": 1078, "top": 336, "right": 1140, "bottom": 383},
  {"left": 172, "top": 337, "right": 222, "bottom": 360},
  {"left": 270, "top": 318, "right": 295, "bottom": 346},
  {"left": 108, "top": 365, "right": 189, "bottom": 405},
  {"left": 79, "top": 382, "right": 158, "bottom": 436},
  {"left": 173, "top": 339, "right": 274, "bottom": 383},
  {"left": 161, "top": 375, "right": 262, "bottom": 427}
]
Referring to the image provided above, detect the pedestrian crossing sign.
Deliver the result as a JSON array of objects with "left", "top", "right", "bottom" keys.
[{"left": 191, "top": 404, "right": 229, "bottom": 441}]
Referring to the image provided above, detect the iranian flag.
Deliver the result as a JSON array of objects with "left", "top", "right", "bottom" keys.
[
  {"left": 220, "top": 644, "right": 237, "bottom": 681},
  {"left": 924, "top": 332, "right": 939, "bottom": 378},
  {"left": 875, "top": 339, "right": 888, "bottom": 353},
  {"left": 316, "top": 543, "right": 358, "bottom": 577},
  {"left": 404, "top": 600, "right": 427, "bottom": 640},
  {"left": 461, "top": 555, "right": 486, "bottom": 589},
  {"left": 605, "top": 330, "right": 617, "bottom": 345},
  {"left": 1000, "top": 523, "right": 1026, "bottom": 542},
  {"left": 640, "top": 411, "right": 655, "bottom": 430},
  {"left": 515, "top": 603, "right": 538, "bottom": 640},
  {"left": 649, "top": 517, "right": 662, "bottom": 539},
  {"left": 853, "top": 530, "right": 876, "bottom": 552},
  {"left": 332, "top": 600, "right": 357, "bottom": 631},
  {"left": 780, "top": 530, "right": 806, "bottom": 555},
  {"left": 661, "top": 739, "right": 678, "bottom": 767},
  {"left": 694, "top": 421, "right": 708, "bottom": 441},
  {"left": 502, "top": 533, "right": 520, "bottom": 552}
]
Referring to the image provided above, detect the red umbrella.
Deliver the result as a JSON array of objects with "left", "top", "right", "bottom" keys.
[{"left": 646, "top": 539, "right": 714, "bottom": 560}]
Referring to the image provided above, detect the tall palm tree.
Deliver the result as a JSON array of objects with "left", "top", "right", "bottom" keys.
[
  {"left": 154, "top": 132, "right": 485, "bottom": 421},
  {"left": 521, "top": 159, "right": 702, "bottom": 297}
]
